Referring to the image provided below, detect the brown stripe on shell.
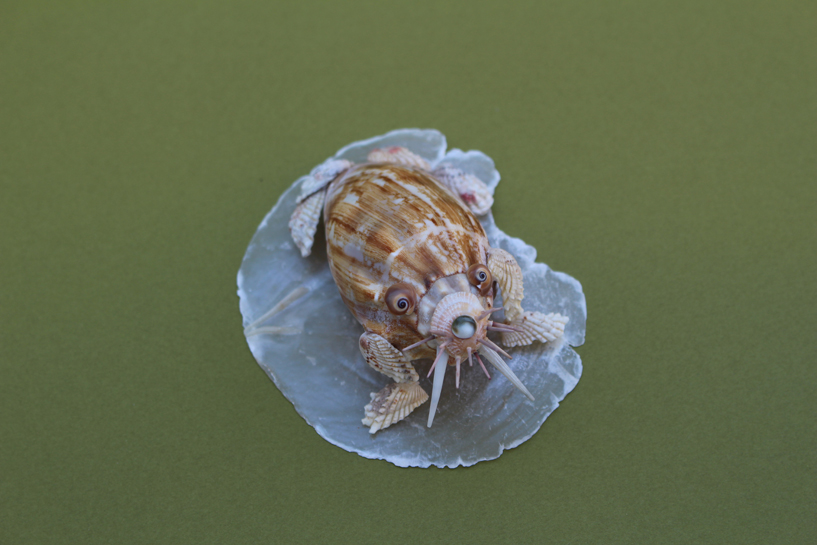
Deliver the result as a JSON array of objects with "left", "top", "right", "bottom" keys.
[{"left": 324, "top": 164, "right": 490, "bottom": 349}]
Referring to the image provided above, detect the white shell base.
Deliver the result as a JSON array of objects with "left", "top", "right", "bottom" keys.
[{"left": 237, "top": 129, "right": 587, "bottom": 468}]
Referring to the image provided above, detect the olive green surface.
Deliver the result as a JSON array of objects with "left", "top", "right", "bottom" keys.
[{"left": 1, "top": 1, "right": 814, "bottom": 543}]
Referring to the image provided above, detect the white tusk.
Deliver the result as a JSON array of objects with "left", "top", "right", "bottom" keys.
[
  {"left": 479, "top": 346, "right": 534, "bottom": 401},
  {"left": 427, "top": 345, "right": 449, "bottom": 427}
]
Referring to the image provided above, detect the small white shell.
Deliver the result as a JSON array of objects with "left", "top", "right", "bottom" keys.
[
  {"left": 362, "top": 382, "right": 429, "bottom": 433},
  {"left": 288, "top": 189, "right": 325, "bottom": 257},
  {"left": 432, "top": 164, "right": 494, "bottom": 216},
  {"left": 501, "top": 311, "right": 568, "bottom": 347},
  {"left": 367, "top": 146, "right": 431, "bottom": 170}
]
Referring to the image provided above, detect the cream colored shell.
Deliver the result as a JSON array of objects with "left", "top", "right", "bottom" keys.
[{"left": 362, "top": 382, "right": 429, "bottom": 433}]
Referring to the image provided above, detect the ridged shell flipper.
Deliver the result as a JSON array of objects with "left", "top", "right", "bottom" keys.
[
  {"left": 432, "top": 164, "right": 494, "bottom": 216},
  {"left": 289, "top": 188, "right": 326, "bottom": 257},
  {"left": 362, "top": 382, "right": 429, "bottom": 433},
  {"left": 487, "top": 248, "right": 525, "bottom": 322},
  {"left": 500, "top": 311, "right": 568, "bottom": 347},
  {"left": 359, "top": 332, "right": 419, "bottom": 383},
  {"left": 296, "top": 158, "right": 352, "bottom": 203},
  {"left": 367, "top": 146, "right": 430, "bottom": 170}
]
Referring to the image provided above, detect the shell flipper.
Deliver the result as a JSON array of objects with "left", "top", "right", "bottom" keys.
[
  {"left": 363, "top": 382, "right": 429, "bottom": 434},
  {"left": 487, "top": 248, "right": 525, "bottom": 322},
  {"left": 289, "top": 188, "right": 326, "bottom": 258},
  {"left": 500, "top": 311, "right": 568, "bottom": 348},
  {"left": 296, "top": 158, "right": 352, "bottom": 203},
  {"left": 359, "top": 332, "right": 420, "bottom": 383},
  {"left": 432, "top": 164, "right": 494, "bottom": 215}
]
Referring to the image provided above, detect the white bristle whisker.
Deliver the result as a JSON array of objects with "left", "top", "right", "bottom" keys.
[
  {"left": 455, "top": 356, "right": 461, "bottom": 389},
  {"left": 402, "top": 335, "right": 435, "bottom": 353},
  {"left": 475, "top": 352, "right": 491, "bottom": 379},
  {"left": 426, "top": 341, "right": 449, "bottom": 378},
  {"left": 477, "top": 337, "right": 512, "bottom": 360}
]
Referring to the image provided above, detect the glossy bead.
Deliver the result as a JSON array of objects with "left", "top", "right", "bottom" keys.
[{"left": 451, "top": 315, "right": 477, "bottom": 339}]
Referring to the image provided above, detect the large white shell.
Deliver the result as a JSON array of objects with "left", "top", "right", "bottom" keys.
[{"left": 237, "top": 129, "right": 587, "bottom": 468}]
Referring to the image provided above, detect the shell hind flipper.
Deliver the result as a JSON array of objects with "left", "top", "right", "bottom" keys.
[
  {"left": 500, "top": 311, "right": 568, "bottom": 347},
  {"left": 367, "top": 146, "right": 430, "bottom": 170},
  {"left": 362, "top": 382, "right": 429, "bottom": 434},
  {"left": 432, "top": 164, "right": 494, "bottom": 216},
  {"left": 359, "top": 332, "right": 420, "bottom": 383},
  {"left": 289, "top": 187, "right": 326, "bottom": 258}
]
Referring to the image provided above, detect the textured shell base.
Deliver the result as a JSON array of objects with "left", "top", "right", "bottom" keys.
[{"left": 237, "top": 129, "right": 587, "bottom": 468}]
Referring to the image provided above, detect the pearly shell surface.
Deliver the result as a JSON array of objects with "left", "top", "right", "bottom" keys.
[{"left": 237, "top": 129, "right": 586, "bottom": 468}]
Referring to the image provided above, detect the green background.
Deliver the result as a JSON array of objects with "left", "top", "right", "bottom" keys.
[{"left": 2, "top": 1, "right": 814, "bottom": 543}]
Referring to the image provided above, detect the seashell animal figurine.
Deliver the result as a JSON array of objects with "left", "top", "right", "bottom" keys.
[{"left": 287, "top": 146, "right": 568, "bottom": 433}]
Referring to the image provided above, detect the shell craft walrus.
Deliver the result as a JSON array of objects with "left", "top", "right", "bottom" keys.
[
  {"left": 286, "top": 145, "right": 568, "bottom": 433},
  {"left": 239, "top": 129, "right": 586, "bottom": 466}
]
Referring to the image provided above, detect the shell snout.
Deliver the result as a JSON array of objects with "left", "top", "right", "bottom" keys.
[
  {"left": 425, "top": 292, "right": 534, "bottom": 428},
  {"left": 429, "top": 292, "right": 488, "bottom": 360}
]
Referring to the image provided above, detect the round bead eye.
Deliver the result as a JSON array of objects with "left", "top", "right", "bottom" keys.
[
  {"left": 452, "top": 315, "right": 477, "bottom": 339},
  {"left": 467, "top": 264, "right": 492, "bottom": 296},
  {"left": 385, "top": 283, "right": 416, "bottom": 315}
]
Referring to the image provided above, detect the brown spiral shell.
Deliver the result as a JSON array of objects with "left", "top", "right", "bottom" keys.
[
  {"left": 385, "top": 283, "right": 417, "bottom": 315},
  {"left": 323, "top": 163, "right": 490, "bottom": 348},
  {"left": 467, "top": 263, "right": 492, "bottom": 296}
]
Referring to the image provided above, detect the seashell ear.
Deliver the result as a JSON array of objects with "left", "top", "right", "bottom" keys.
[
  {"left": 467, "top": 264, "right": 493, "bottom": 296},
  {"left": 385, "top": 283, "right": 417, "bottom": 315}
]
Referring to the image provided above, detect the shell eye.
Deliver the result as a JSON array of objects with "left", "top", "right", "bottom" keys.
[
  {"left": 385, "top": 283, "right": 416, "bottom": 315},
  {"left": 467, "top": 264, "right": 493, "bottom": 296}
]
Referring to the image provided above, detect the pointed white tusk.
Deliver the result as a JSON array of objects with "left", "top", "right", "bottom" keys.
[
  {"left": 467, "top": 346, "right": 474, "bottom": 367},
  {"left": 427, "top": 345, "right": 449, "bottom": 427},
  {"left": 479, "top": 346, "right": 534, "bottom": 401},
  {"left": 244, "top": 286, "right": 309, "bottom": 334}
]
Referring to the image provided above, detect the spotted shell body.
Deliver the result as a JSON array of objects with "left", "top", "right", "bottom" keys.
[{"left": 324, "top": 163, "right": 492, "bottom": 353}]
